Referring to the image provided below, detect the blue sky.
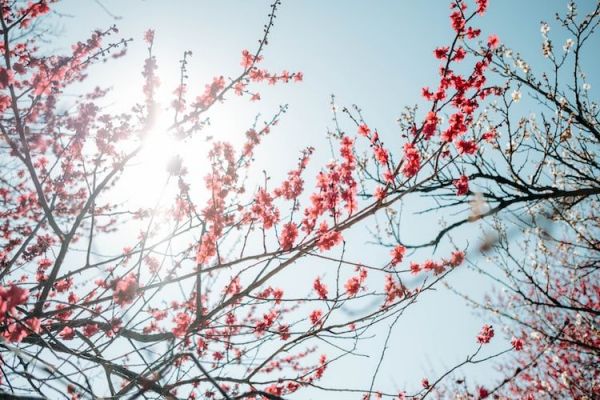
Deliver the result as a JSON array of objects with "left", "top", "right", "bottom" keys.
[{"left": 46, "top": 0, "right": 599, "bottom": 397}]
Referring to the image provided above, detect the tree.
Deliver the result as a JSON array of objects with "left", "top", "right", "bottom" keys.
[
  {"left": 0, "top": 0, "right": 596, "bottom": 399},
  {"left": 445, "top": 3, "right": 599, "bottom": 399},
  {"left": 389, "top": 2, "right": 598, "bottom": 399}
]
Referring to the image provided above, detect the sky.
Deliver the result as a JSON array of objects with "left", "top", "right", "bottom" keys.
[{"left": 42, "top": 0, "right": 599, "bottom": 397}]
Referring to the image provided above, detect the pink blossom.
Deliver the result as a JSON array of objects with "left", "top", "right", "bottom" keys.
[
  {"left": 488, "top": 34, "right": 500, "bottom": 49},
  {"left": 313, "top": 278, "right": 328, "bottom": 299},
  {"left": 309, "top": 309, "right": 323, "bottom": 325},
  {"left": 112, "top": 274, "right": 138, "bottom": 307},
  {"left": 390, "top": 245, "right": 406, "bottom": 266},
  {"left": 453, "top": 175, "right": 469, "bottom": 196},
  {"left": 477, "top": 324, "right": 495, "bottom": 344},
  {"left": 401, "top": 143, "right": 421, "bottom": 178},
  {"left": 511, "top": 336, "right": 524, "bottom": 351},
  {"left": 280, "top": 222, "right": 299, "bottom": 251}
]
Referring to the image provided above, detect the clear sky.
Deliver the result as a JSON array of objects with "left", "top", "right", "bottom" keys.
[{"left": 45, "top": 0, "right": 600, "bottom": 397}]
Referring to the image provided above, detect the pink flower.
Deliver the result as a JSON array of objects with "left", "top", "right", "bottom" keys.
[
  {"left": 250, "top": 188, "right": 279, "bottom": 229},
  {"left": 309, "top": 309, "right": 323, "bottom": 325},
  {"left": 374, "top": 186, "right": 386, "bottom": 200},
  {"left": 313, "top": 277, "right": 328, "bottom": 299},
  {"left": 143, "top": 29, "right": 155, "bottom": 45},
  {"left": 59, "top": 326, "right": 75, "bottom": 340},
  {"left": 3, "top": 323, "right": 28, "bottom": 342},
  {"left": 390, "top": 245, "right": 406, "bottom": 266},
  {"left": 481, "top": 129, "right": 496, "bottom": 142},
  {"left": 196, "top": 76, "right": 226, "bottom": 109},
  {"left": 240, "top": 49, "right": 262, "bottom": 69},
  {"left": 453, "top": 175, "right": 469, "bottom": 196},
  {"left": 466, "top": 27, "right": 481, "bottom": 39},
  {"left": 0, "top": 284, "right": 29, "bottom": 316},
  {"left": 384, "top": 274, "right": 405, "bottom": 305},
  {"left": 450, "top": 10, "right": 465, "bottom": 32},
  {"left": 441, "top": 113, "right": 467, "bottom": 142},
  {"left": 316, "top": 222, "right": 343, "bottom": 251},
  {"left": 54, "top": 278, "right": 73, "bottom": 293},
  {"left": 423, "top": 259, "right": 444, "bottom": 275},
  {"left": 477, "top": 324, "right": 495, "bottom": 344},
  {"left": 344, "top": 276, "right": 360, "bottom": 297},
  {"left": 401, "top": 143, "right": 421, "bottom": 178},
  {"left": 511, "top": 336, "right": 524, "bottom": 351},
  {"left": 477, "top": 386, "right": 489, "bottom": 399},
  {"left": 373, "top": 146, "right": 389, "bottom": 165},
  {"left": 410, "top": 262, "right": 421, "bottom": 275},
  {"left": 434, "top": 46, "right": 449, "bottom": 59},
  {"left": 422, "top": 111, "right": 438, "bottom": 139},
  {"left": 358, "top": 124, "right": 371, "bottom": 137},
  {"left": 280, "top": 222, "right": 298, "bottom": 251},
  {"left": 27, "top": 318, "right": 41, "bottom": 334},
  {"left": 456, "top": 139, "right": 478, "bottom": 155},
  {"left": 225, "top": 276, "right": 242, "bottom": 296},
  {"left": 344, "top": 268, "right": 367, "bottom": 297},
  {"left": 421, "top": 87, "right": 434, "bottom": 101},
  {"left": 172, "top": 312, "right": 192, "bottom": 337},
  {"left": 476, "top": 0, "right": 489, "bottom": 15},
  {"left": 488, "top": 34, "right": 500, "bottom": 49},
  {"left": 83, "top": 324, "right": 99, "bottom": 337},
  {"left": 112, "top": 274, "right": 138, "bottom": 307},
  {"left": 278, "top": 324, "right": 290, "bottom": 340},
  {"left": 448, "top": 250, "right": 465, "bottom": 267},
  {"left": 254, "top": 310, "right": 277, "bottom": 336},
  {"left": 452, "top": 47, "right": 466, "bottom": 62}
]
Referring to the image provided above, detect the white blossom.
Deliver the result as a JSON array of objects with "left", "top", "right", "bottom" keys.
[
  {"left": 540, "top": 22, "right": 550, "bottom": 35},
  {"left": 512, "top": 89, "right": 522, "bottom": 102},
  {"left": 563, "top": 38, "right": 574, "bottom": 51}
]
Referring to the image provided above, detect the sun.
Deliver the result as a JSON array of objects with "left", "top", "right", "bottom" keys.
[{"left": 112, "top": 122, "right": 177, "bottom": 213}]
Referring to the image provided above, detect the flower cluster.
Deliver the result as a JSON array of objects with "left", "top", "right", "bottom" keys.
[
  {"left": 476, "top": 324, "right": 495, "bottom": 344},
  {"left": 390, "top": 245, "right": 406, "bottom": 266},
  {"left": 112, "top": 274, "right": 139, "bottom": 307},
  {"left": 418, "top": 0, "right": 502, "bottom": 175},
  {"left": 0, "top": 285, "right": 38, "bottom": 343},
  {"left": 302, "top": 136, "right": 358, "bottom": 249},
  {"left": 344, "top": 267, "right": 367, "bottom": 297},
  {"left": 453, "top": 175, "right": 469, "bottom": 196}
]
